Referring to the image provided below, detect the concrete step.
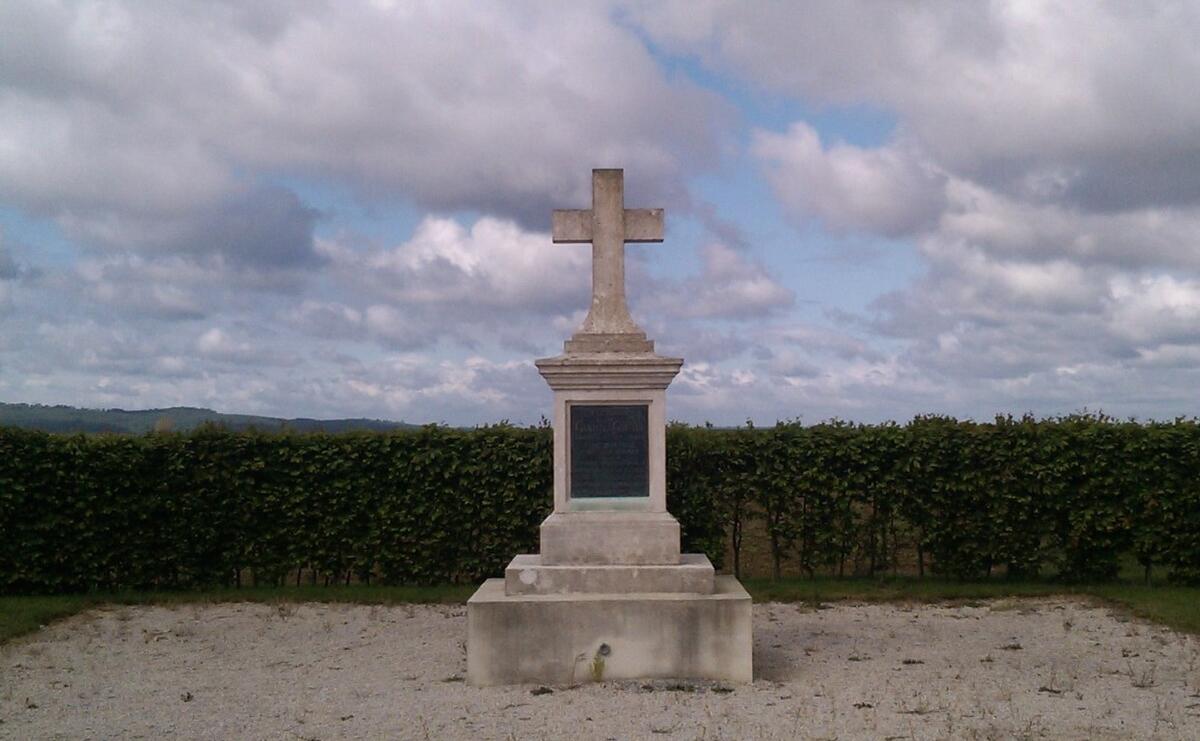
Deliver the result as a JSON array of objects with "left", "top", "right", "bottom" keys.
[
  {"left": 468, "top": 575, "right": 752, "bottom": 686},
  {"left": 539, "top": 511, "right": 680, "bottom": 565},
  {"left": 504, "top": 553, "right": 715, "bottom": 595}
]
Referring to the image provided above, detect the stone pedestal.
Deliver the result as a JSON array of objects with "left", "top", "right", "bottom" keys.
[
  {"left": 467, "top": 576, "right": 752, "bottom": 686},
  {"left": 539, "top": 511, "right": 680, "bottom": 565},
  {"left": 465, "top": 348, "right": 752, "bottom": 686},
  {"left": 465, "top": 168, "right": 752, "bottom": 686}
]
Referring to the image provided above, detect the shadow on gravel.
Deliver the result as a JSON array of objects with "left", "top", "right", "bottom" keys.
[{"left": 752, "top": 639, "right": 798, "bottom": 682}]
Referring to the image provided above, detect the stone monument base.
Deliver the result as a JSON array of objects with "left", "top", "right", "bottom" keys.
[
  {"left": 504, "top": 553, "right": 714, "bottom": 595},
  {"left": 466, "top": 575, "right": 753, "bottom": 686},
  {"left": 539, "top": 511, "right": 681, "bottom": 565}
]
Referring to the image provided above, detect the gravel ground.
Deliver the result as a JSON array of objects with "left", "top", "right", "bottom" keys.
[{"left": 2, "top": 599, "right": 1198, "bottom": 740}]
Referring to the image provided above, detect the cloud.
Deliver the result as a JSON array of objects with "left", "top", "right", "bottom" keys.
[
  {"left": 362, "top": 305, "right": 440, "bottom": 352},
  {"left": 283, "top": 300, "right": 364, "bottom": 341},
  {"left": 0, "top": 246, "right": 19, "bottom": 280},
  {"left": 191, "top": 187, "right": 321, "bottom": 268},
  {"left": 647, "top": 242, "right": 793, "bottom": 320},
  {"left": 0, "top": 238, "right": 18, "bottom": 315},
  {"left": 354, "top": 216, "right": 588, "bottom": 313},
  {"left": 319, "top": 215, "right": 793, "bottom": 355},
  {"left": 936, "top": 180, "right": 1200, "bottom": 272},
  {"left": 315, "top": 215, "right": 589, "bottom": 352},
  {"left": 635, "top": 2, "right": 1200, "bottom": 211},
  {"left": 1107, "top": 275, "right": 1200, "bottom": 346},
  {"left": 0, "top": 0, "right": 725, "bottom": 241},
  {"left": 633, "top": 2, "right": 1200, "bottom": 420},
  {"left": 4, "top": 2, "right": 1200, "bottom": 426},
  {"left": 752, "top": 122, "right": 947, "bottom": 237}
]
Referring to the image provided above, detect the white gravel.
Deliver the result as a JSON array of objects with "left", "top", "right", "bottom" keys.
[{"left": 2, "top": 598, "right": 1198, "bottom": 740}]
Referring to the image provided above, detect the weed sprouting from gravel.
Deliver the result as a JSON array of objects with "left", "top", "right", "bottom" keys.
[
  {"left": 898, "top": 692, "right": 935, "bottom": 716},
  {"left": 1127, "top": 660, "right": 1158, "bottom": 689}
]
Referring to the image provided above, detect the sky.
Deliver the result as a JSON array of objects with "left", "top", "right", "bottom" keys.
[{"left": 2, "top": 1, "right": 1200, "bottom": 426}]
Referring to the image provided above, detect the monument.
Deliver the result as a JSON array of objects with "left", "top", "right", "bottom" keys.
[{"left": 466, "top": 169, "right": 752, "bottom": 686}]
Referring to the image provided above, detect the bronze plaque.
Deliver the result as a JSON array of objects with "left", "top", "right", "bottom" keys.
[{"left": 569, "top": 404, "right": 649, "bottom": 499}]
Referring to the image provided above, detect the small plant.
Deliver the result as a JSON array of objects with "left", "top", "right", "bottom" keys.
[
  {"left": 1038, "top": 666, "right": 1062, "bottom": 695},
  {"left": 1127, "top": 660, "right": 1157, "bottom": 689},
  {"left": 587, "top": 643, "right": 611, "bottom": 682},
  {"left": 898, "top": 693, "right": 934, "bottom": 716}
]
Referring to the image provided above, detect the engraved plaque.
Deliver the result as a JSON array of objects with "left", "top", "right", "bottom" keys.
[{"left": 569, "top": 404, "right": 649, "bottom": 499}]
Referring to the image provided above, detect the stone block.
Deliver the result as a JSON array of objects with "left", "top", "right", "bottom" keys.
[
  {"left": 539, "top": 511, "right": 679, "bottom": 565},
  {"left": 504, "top": 553, "right": 714, "bottom": 595},
  {"left": 466, "top": 575, "right": 752, "bottom": 686},
  {"left": 563, "top": 332, "right": 654, "bottom": 354}
]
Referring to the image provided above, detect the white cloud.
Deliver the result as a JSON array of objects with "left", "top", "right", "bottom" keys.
[
  {"left": 358, "top": 216, "right": 588, "bottom": 312},
  {"left": 0, "top": 1, "right": 725, "bottom": 239},
  {"left": 1108, "top": 275, "right": 1200, "bottom": 346},
  {"left": 196, "top": 327, "right": 261, "bottom": 364},
  {"left": 634, "top": 2, "right": 1200, "bottom": 420},
  {"left": 636, "top": 2, "right": 1200, "bottom": 210},
  {"left": 752, "top": 122, "right": 946, "bottom": 237},
  {"left": 4, "top": 2, "right": 1200, "bottom": 426},
  {"left": 283, "top": 300, "right": 364, "bottom": 340},
  {"left": 937, "top": 180, "right": 1200, "bottom": 272},
  {"left": 317, "top": 215, "right": 792, "bottom": 356},
  {"left": 647, "top": 242, "right": 793, "bottom": 320}
]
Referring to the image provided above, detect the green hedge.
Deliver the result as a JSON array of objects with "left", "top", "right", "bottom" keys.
[{"left": 1, "top": 415, "right": 1198, "bottom": 594}]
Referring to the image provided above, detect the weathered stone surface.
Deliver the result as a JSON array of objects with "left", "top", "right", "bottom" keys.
[
  {"left": 563, "top": 332, "right": 654, "bottom": 354},
  {"left": 539, "top": 511, "right": 680, "bottom": 565},
  {"left": 551, "top": 169, "right": 663, "bottom": 337},
  {"left": 535, "top": 353, "right": 682, "bottom": 390},
  {"left": 466, "top": 167, "right": 752, "bottom": 686},
  {"left": 504, "top": 553, "right": 715, "bottom": 595},
  {"left": 467, "top": 576, "right": 752, "bottom": 686}
]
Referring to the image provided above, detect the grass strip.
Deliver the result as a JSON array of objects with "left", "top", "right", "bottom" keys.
[
  {"left": 0, "top": 585, "right": 474, "bottom": 643},
  {"left": 743, "top": 577, "right": 1200, "bottom": 634},
  {"left": 2, "top": 580, "right": 1196, "bottom": 644}
]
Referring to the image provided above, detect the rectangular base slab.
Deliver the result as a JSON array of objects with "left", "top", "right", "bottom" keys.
[
  {"left": 505, "top": 553, "right": 714, "bottom": 595},
  {"left": 467, "top": 575, "right": 752, "bottom": 686},
  {"left": 540, "top": 511, "right": 680, "bottom": 565}
]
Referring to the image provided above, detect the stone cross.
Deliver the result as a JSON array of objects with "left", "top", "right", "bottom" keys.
[{"left": 553, "top": 169, "right": 663, "bottom": 336}]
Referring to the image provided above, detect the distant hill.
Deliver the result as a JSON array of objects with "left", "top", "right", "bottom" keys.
[{"left": 0, "top": 402, "right": 418, "bottom": 434}]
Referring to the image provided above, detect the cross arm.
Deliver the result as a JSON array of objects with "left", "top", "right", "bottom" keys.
[
  {"left": 624, "top": 208, "right": 664, "bottom": 243},
  {"left": 552, "top": 207, "right": 664, "bottom": 243},
  {"left": 552, "top": 210, "right": 592, "bottom": 243}
]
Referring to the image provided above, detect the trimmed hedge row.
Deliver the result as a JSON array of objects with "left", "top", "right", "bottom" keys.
[
  {"left": 1, "top": 415, "right": 1198, "bottom": 594},
  {"left": 0, "top": 425, "right": 551, "bottom": 593},
  {"left": 668, "top": 416, "right": 1200, "bottom": 585}
]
